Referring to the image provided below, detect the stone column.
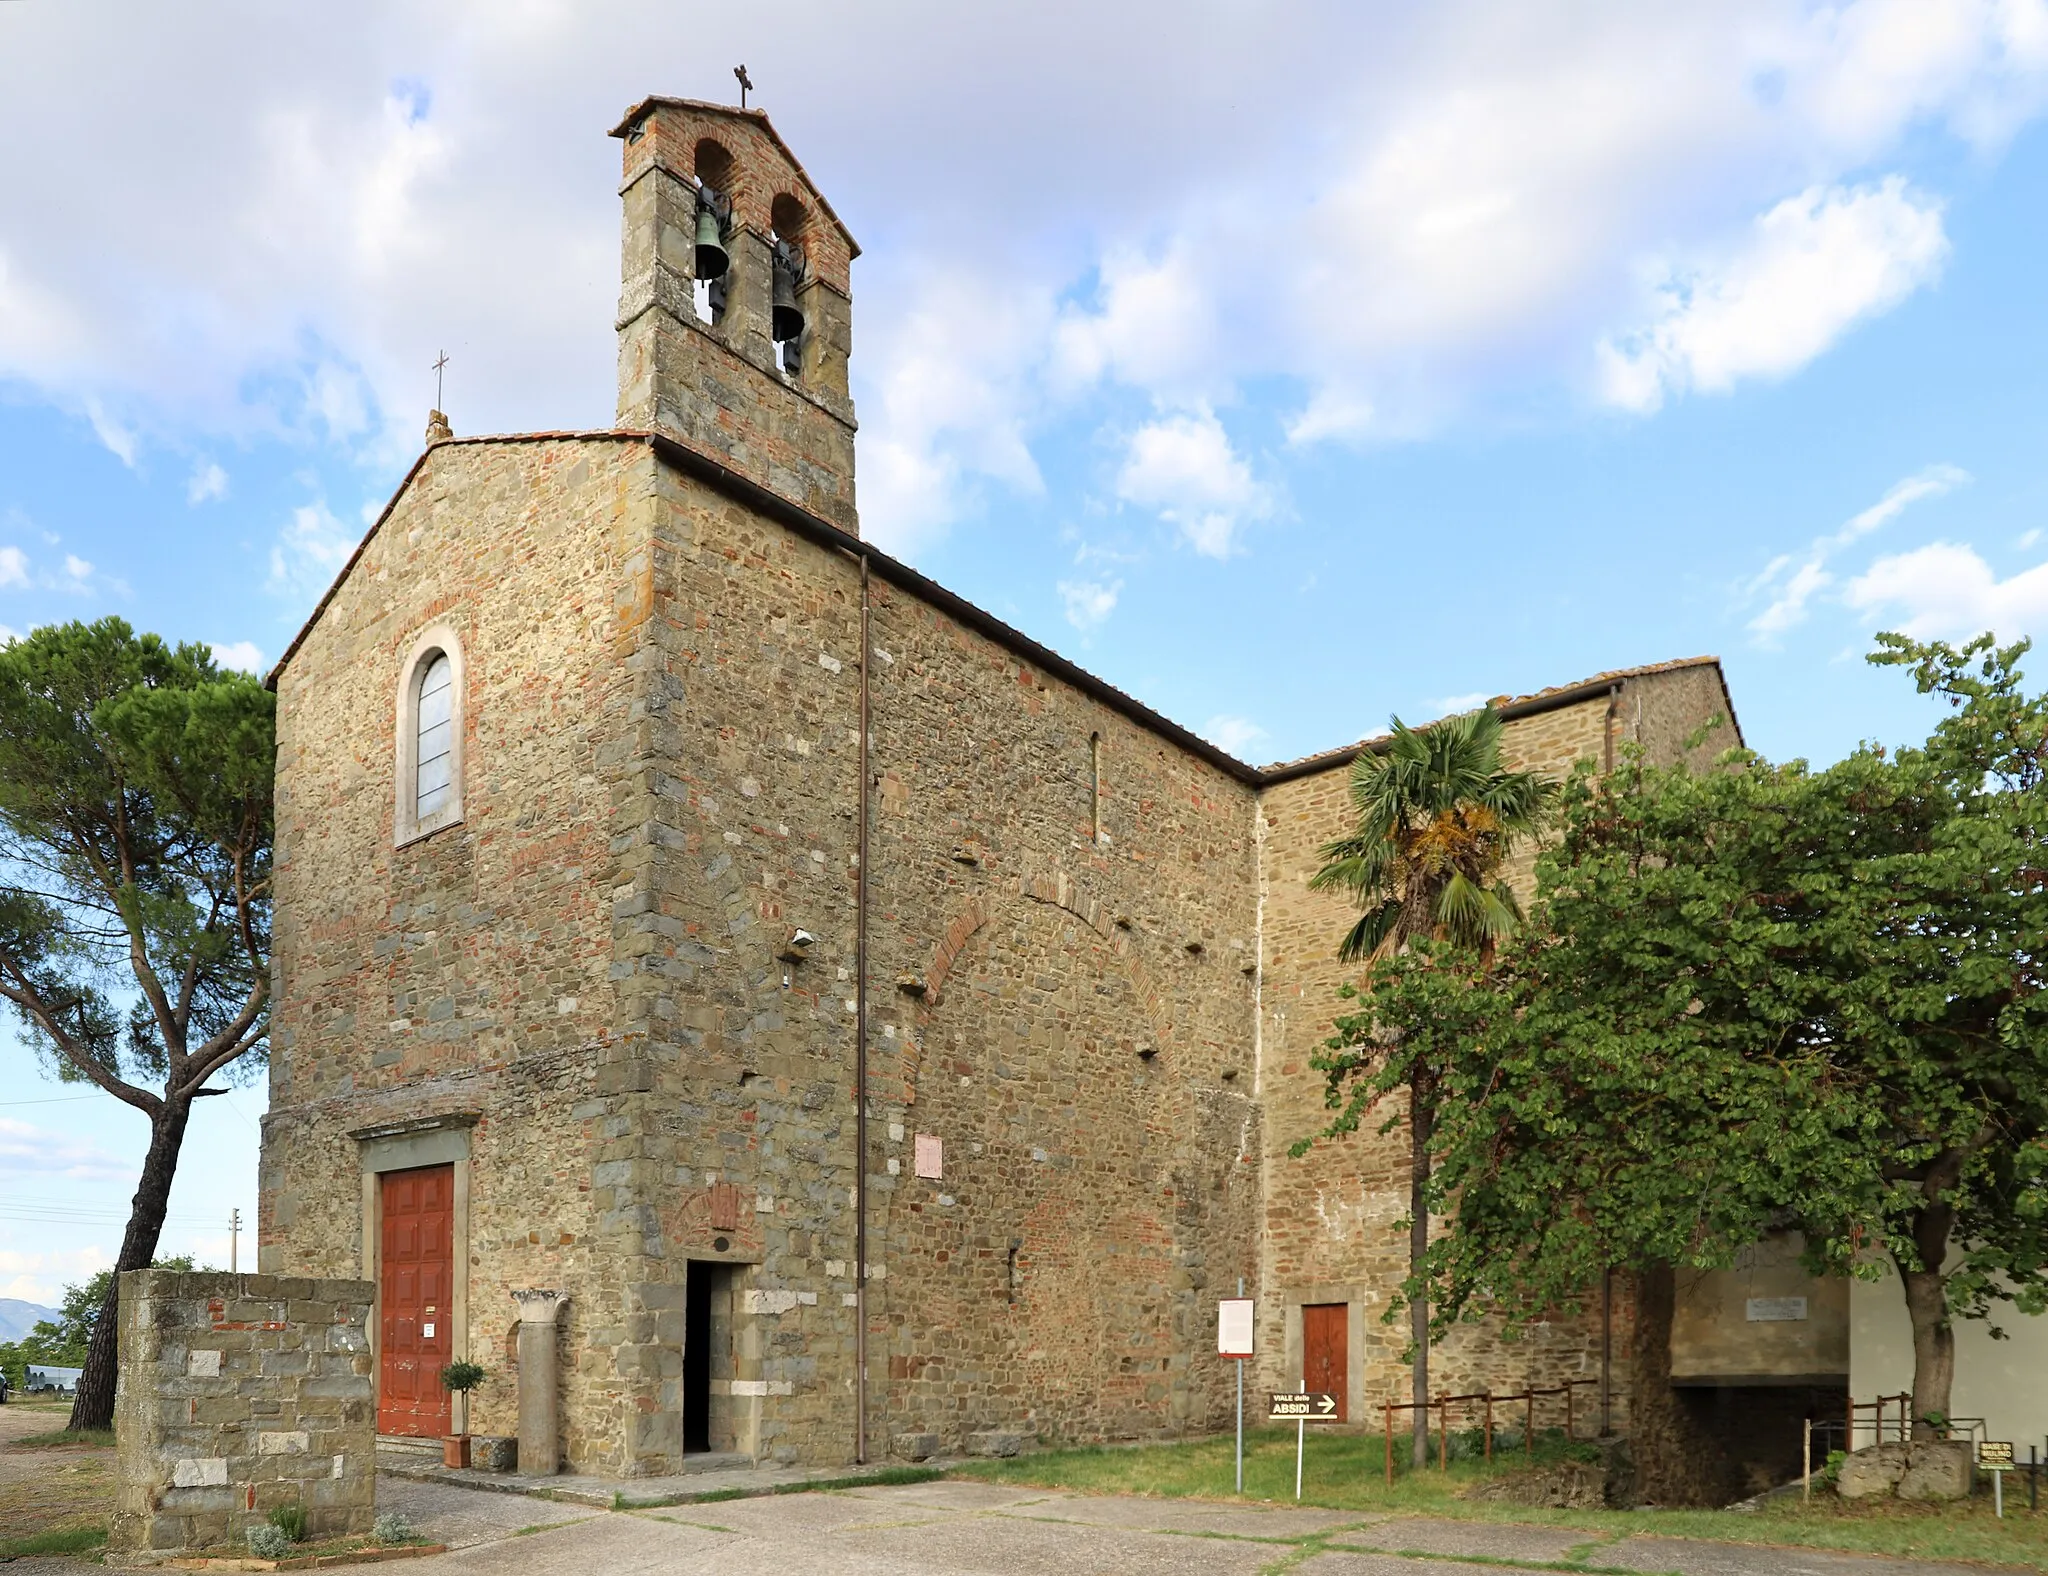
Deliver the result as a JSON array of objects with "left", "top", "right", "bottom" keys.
[{"left": 512, "top": 1290, "right": 568, "bottom": 1475}]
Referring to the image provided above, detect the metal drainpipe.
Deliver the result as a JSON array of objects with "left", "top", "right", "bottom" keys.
[
  {"left": 1603, "top": 683, "right": 1620, "bottom": 774},
  {"left": 854, "top": 553, "right": 872, "bottom": 1465}
]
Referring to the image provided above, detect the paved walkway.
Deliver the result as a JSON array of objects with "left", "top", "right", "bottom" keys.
[
  {"left": 375, "top": 1442, "right": 932, "bottom": 1507},
  {"left": 363, "top": 1475, "right": 2043, "bottom": 1576}
]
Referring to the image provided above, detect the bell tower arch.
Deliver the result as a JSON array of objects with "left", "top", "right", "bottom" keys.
[{"left": 610, "top": 96, "right": 860, "bottom": 534}]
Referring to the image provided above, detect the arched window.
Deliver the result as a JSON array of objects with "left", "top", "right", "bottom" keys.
[
  {"left": 415, "top": 654, "right": 454, "bottom": 820},
  {"left": 395, "top": 625, "right": 465, "bottom": 846}
]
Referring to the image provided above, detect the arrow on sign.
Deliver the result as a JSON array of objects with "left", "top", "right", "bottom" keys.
[{"left": 1317, "top": 1393, "right": 1337, "bottom": 1415}]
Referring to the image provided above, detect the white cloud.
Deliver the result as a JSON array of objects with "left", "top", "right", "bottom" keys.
[
  {"left": 1598, "top": 178, "right": 1949, "bottom": 413},
  {"left": 1430, "top": 691, "right": 1493, "bottom": 715},
  {"left": 62, "top": 554, "right": 92, "bottom": 586},
  {"left": 1203, "top": 714, "right": 1268, "bottom": 758},
  {"left": 1745, "top": 462, "right": 1968, "bottom": 639},
  {"left": 0, "top": 545, "right": 26, "bottom": 587},
  {"left": 1115, "top": 408, "right": 1272, "bottom": 558},
  {"left": 0, "top": 624, "right": 20, "bottom": 646},
  {"left": 268, "top": 500, "right": 358, "bottom": 604},
  {"left": 83, "top": 397, "right": 138, "bottom": 466},
  {"left": 187, "top": 459, "right": 229, "bottom": 504},
  {"left": 0, "top": 1116, "right": 132, "bottom": 1182},
  {"left": 2018, "top": 528, "right": 2042, "bottom": 549},
  {"left": 1057, "top": 577, "right": 1121, "bottom": 633},
  {"left": 0, "top": 1246, "right": 113, "bottom": 1308},
  {"left": 209, "top": 640, "right": 266, "bottom": 673},
  {"left": 1847, "top": 541, "right": 2048, "bottom": 640},
  {"left": 0, "top": 0, "right": 2042, "bottom": 521}
]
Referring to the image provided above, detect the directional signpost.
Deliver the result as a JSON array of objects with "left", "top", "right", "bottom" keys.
[
  {"left": 1981, "top": 1441, "right": 2015, "bottom": 1517},
  {"left": 1271, "top": 1391, "right": 1340, "bottom": 1499}
]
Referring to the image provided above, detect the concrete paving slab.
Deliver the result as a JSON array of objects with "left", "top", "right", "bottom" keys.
[
  {"left": 1605, "top": 1534, "right": 2036, "bottom": 1576},
  {"left": 840, "top": 1479, "right": 1068, "bottom": 1511},
  {"left": 997, "top": 1491, "right": 1366, "bottom": 1539},
  {"left": 1338, "top": 1515, "right": 1595, "bottom": 1561},
  {"left": 1307, "top": 1556, "right": 1518, "bottom": 1576},
  {"left": 633, "top": 1489, "right": 955, "bottom": 1536},
  {"left": 376, "top": 1473, "right": 594, "bottom": 1549},
  {"left": 823, "top": 1512, "right": 1279, "bottom": 1575},
  {"left": 362, "top": 1512, "right": 739, "bottom": 1575}
]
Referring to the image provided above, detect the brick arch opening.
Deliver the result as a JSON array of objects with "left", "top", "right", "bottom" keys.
[
  {"left": 693, "top": 137, "right": 735, "bottom": 196},
  {"left": 875, "top": 894, "right": 1199, "bottom": 1450}
]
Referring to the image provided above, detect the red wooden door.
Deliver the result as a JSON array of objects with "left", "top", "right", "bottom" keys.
[
  {"left": 379, "top": 1164, "right": 453, "bottom": 1436},
  {"left": 1303, "top": 1302, "right": 1348, "bottom": 1421}
]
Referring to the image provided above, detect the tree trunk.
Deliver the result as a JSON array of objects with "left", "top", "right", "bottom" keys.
[
  {"left": 1900, "top": 1193, "right": 1958, "bottom": 1439},
  {"left": 1409, "top": 1074, "right": 1433, "bottom": 1469},
  {"left": 1627, "top": 1262, "right": 1734, "bottom": 1507},
  {"left": 68, "top": 1097, "right": 192, "bottom": 1432}
]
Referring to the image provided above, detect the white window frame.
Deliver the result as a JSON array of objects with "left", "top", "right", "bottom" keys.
[{"left": 395, "top": 623, "right": 466, "bottom": 847}]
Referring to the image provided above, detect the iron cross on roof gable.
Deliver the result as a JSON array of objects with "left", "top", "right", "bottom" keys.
[{"left": 733, "top": 65, "right": 753, "bottom": 109}]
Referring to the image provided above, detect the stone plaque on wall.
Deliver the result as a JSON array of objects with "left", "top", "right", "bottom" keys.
[
  {"left": 1745, "top": 1296, "right": 1808, "bottom": 1321},
  {"left": 914, "top": 1134, "right": 943, "bottom": 1180}
]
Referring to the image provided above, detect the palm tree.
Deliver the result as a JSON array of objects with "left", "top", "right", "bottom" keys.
[{"left": 1309, "top": 704, "right": 1554, "bottom": 1467}]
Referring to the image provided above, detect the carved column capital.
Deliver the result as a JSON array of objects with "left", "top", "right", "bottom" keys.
[{"left": 511, "top": 1289, "right": 568, "bottom": 1325}]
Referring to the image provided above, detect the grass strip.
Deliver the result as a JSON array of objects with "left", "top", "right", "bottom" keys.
[{"left": 0, "top": 1522, "right": 109, "bottom": 1560}]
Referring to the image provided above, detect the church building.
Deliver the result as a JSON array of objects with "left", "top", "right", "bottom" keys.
[{"left": 258, "top": 96, "right": 1766, "bottom": 1475}]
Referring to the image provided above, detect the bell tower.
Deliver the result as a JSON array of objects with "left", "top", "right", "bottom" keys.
[{"left": 610, "top": 97, "right": 860, "bottom": 535}]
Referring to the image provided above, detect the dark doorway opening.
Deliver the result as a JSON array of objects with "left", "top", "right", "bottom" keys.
[{"left": 684, "top": 1262, "right": 733, "bottom": 1454}]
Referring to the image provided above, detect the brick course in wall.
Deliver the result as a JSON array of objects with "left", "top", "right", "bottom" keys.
[{"left": 111, "top": 1271, "right": 375, "bottom": 1555}]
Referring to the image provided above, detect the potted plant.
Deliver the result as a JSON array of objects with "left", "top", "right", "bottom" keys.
[{"left": 439, "top": 1360, "right": 486, "bottom": 1468}]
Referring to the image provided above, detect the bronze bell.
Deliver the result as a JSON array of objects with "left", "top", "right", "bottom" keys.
[
  {"left": 694, "top": 192, "right": 729, "bottom": 282},
  {"left": 771, "top": 245, "right": 805, "bottom": 343}
]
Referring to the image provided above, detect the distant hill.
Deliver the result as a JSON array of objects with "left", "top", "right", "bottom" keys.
[{"left": 0, "top": 1298, "right": 60, "bottom": 1342}]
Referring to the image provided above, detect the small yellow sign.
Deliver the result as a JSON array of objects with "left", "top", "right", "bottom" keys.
[{"left": 1980, "top": 1441, "right": 2015, "bottom": 1470}]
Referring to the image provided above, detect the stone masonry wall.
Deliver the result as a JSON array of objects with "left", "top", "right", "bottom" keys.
[
  {"left": 608, "top": 467, "right": 1264, "bottom": 1463},
  {"left": 265, "top": 431, "right": 1262, "bottom": 1475},
  {"left": 262, "top": 435, "right": 659, "bottom": 1473},
  {"left": 111, "top": 1271, "right": 374, "bottom": 1554},
  {"left": 1253, "top": 664, "right": 1736, "bottom": 1432}
]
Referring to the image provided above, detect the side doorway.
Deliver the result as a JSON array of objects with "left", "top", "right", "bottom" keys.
[{"left": 1302, "top": 1302, "right": 1348, "bottom": 1422}]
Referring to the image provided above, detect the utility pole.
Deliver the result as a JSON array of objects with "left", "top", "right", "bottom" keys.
[{"left": 229, "top": 1208, "right": 242, "bottom": 1273}]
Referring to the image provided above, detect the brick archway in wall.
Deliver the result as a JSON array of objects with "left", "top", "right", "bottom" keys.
[
  {"left": 874, "top": 870, "right": 1211, "bottom": 1447},
  {"left": 888, "top": 866, "right": 1175, "bottom": 1111}
]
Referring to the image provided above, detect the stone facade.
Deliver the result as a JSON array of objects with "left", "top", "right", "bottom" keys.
[
  {"left": 111, "top": 1271, "right": 375, "bottom": 1554},
  {"left": 258, "top": 96, "right": 1757, "bottom": 1478},
  {"left": 1252, "top": 663, "right": 1739, "bottom": 1432}
]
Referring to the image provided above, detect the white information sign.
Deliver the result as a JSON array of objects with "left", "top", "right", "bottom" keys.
[
  {"left": 1217, "top": 1297, "right": 1255, "bottom": 1359},
  {"left": 1745, "top": 1297, "right": 1807, "bottom": 1322}
]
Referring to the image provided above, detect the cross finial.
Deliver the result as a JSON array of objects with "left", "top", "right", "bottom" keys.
[
  {"left": 432, "top": 349, "right": 449, "bottom": 409},
  {"left": 734, "top": 64, "right": 753, "bottom": 109}
]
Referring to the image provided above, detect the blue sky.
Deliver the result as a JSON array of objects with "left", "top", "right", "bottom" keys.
[{"left": 4, "top": 0, "right": 2048, "bottom": 1306}]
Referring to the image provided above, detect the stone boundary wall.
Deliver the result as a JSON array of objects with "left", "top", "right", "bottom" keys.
[{"left": 111, "top": 1271, "right": 376, "bottom": 1555}]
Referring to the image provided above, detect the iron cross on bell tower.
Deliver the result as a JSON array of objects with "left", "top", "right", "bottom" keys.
[{"left": 733, "top": 65, "right": 752, "bottom": 108}]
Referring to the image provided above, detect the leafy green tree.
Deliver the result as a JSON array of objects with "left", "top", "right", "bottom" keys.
[
  {"left": 1402, "top": 634, "right": 2048, "bottom": 1472},
  {"left": 1303, "top": 705, "right": 1554, "bottom": 1465},
  {"left": 0, "top": 619, "right": 273, "bottom": 1430}
]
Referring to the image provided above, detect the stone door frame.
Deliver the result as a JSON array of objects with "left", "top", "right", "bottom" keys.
[
  {"left": 1277, "top": 1283, "right": 1368, "bottom": 1429},
  {"left": 351, "top": 1115, "right": 477, "bottom": 1404}
]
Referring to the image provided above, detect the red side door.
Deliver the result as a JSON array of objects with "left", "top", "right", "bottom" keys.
[
  {"left": 1303, "top": 1302, "right": 1348, "bottom": 1422},
  {"left": 378, "top": 1164, "right": 453, "bottom": 1436}
]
